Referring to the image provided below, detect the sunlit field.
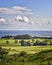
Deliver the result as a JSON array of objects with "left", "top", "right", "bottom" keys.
[
  {"left": 0, "top": 38, "right": 52, "bottom": 45},
  {"left": 0, "top": 38, "right": 52, "bottom": 65},
  {"left": 0, "top": 38, "right": 52, "bottom": 55},
  {"left": 2, "top": 46, "right": 52, "bottom": 55}
]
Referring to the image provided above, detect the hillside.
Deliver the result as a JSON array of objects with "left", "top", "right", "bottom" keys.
[{"left": 0, "top": 47, "right": 52, "bottom": 65}]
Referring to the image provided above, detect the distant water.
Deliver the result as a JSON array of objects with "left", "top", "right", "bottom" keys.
[{"left": 0, "top": 30, "right": 52, "bottom": 38}]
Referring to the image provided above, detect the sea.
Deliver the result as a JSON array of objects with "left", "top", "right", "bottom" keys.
[{"left": 0, "top": 30, "right": 52, "bottom": 38}]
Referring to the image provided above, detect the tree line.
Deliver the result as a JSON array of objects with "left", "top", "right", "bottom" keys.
[
  {"left": 1, "top": 34, "right": 52, "bottom": 39},
  {"left": 5, "top": 39, "right": 52, "bottom": 46}
]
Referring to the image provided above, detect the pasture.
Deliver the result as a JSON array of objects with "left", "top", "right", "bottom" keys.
[
  {"left": 2, "top": 46, "right": 52, "bottom": 55},
  {"left": 0, "top": 38, "right": 52, "bottom": 55},
  {"left": 0, "top": 38, "right": 52, "bottom": 65}
]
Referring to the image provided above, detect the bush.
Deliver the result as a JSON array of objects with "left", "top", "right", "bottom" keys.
[
  {"left": 20, "top": 40, "right": 26, "bottom": 46},
  {"left": 19, "top": 51, "right": 27, "bottom": 57},
  {"left": 6, "top": 41, "right": 9, "bottom": 44},
  {"left": 26, "top": 41, "right": 31, "bottom": 46}
]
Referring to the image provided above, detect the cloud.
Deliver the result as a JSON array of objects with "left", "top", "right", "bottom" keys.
[
  {"left": 32, "top": 18, "right": 52, "bottom": 25},
  {"left": 0, "top": 16, "right": 30, "bottom": 25},
  {"left": 0, "top": 16, "right": 52, "bottom": 26},
  {"left": 23, "top": 16, "right": 29, "bottom": 23},
  {"left": 13, "top": 6, "right": 32, "bottom": 11},
  {"left": 0, "top": 6, "right": 33, "bottom": 14},
  {"left": 14, "top": 15, "right": 30, "bottom": 23},
  {"left": 15, "top": 15, "right": 23, "bottom": 22},
  {"left": 0, "top": 17, "right": 6, "bottom": 24},
  {"left": 47, "top": 19, "right": 52, "bottom": 24}
]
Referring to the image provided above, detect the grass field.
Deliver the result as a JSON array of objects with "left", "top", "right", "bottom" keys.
[
  {"left": 2, "top": 46, "right": 52, "bottom": 55},
  {"left": 0, "top": 38, "right": 52, "bottom": 55},
  {"left": 0, "top": 38, "right": 52, "bottom": 65}
]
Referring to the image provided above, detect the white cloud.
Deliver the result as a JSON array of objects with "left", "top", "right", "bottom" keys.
[
  {"left": 0, "top": 17, "right": 6, "bottom": 24},
  {"left": 0, "top": 16, "right": 30, "bottom": 25},
  {"left": 47, "top": 19, "right": 52, "bottom": 24},
  {"left": 13, "top": 6, "right": 32, "bottom": 11},
  {"left": 14, "top": 15, "right": 30, "bottom": 23},
  {"left": 23, "top": 16, "right": 29, "bottom": 23},
  {"left": 15, "top": 15, "right": 23, "bottom": 22},
  {"left": 0, "top": 16, "right": 52, "bottom": 26},
  {"left": 0, "top": 6, "right": 33, "bottom": 14},
  {"left": 32, "top": 18, "right": 52, "bottom": 25}
]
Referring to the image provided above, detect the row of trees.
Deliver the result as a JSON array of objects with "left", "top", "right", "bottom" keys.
[
  {"left": 20, "top": 40, "right": 52, "bottom": 46},
  {"left": 1, "top": 35, "right": 52, "bottom": 39},
  {"left": 6, "top": 40, "right": 52, "bottom": 46},
  {"left": 1, "top": 34, "right": 32, "bottom": 39}
]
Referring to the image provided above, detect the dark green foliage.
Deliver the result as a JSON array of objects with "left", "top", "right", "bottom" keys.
[
  {"left": 0, "top": 47, "right": 9, "bottom": 65},
  {"left": 14, "top": 34, "right": 32, "bottom": 39},
  {"left": 1, "top": 35, "right": 13, "bottom": 39},
  {"left": 14, "top": 40, "right": 18, "bottom": 44},
  {"left": 1, "top": 34, "right": 52, "bottom": 39},
  {"left": 0, "top": 47, "right": 52, "bottom": 65},
  {"left": 0, "top": 47, "right": 8, "bottom": 55},
  {"left": 6, "top": 40, "right": 9, "bottom": 44},
  {"left": 18, "top": 51, "right": 27, "bottom": 57},
  {"left": 20, "top": 40, "right": 26, "bottom": 46},
  {"left": 33, "top": 40, "right": 47, "bottom": 46},
  {"left": 50, "top": 40, "right": 52, "bottom": 45},
  {"left": 33, "top": 40, "right": 40, "bottom": 46},
  {"left": 26, "top": 41, "right": 31, "bottom": 46}
]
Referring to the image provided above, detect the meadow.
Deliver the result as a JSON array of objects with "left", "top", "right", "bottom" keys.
[
  {"left": 0, "top": 38, "right": 52, "bottom": 65},
  {"left": 2, "top": 46, "right": 52, "bottom": 55},
  {"left": 0, "top": 46, "right": 52, "bottom": 65},
  {"left": 0, "top": 38, "right": 52, "bottom": 54}
]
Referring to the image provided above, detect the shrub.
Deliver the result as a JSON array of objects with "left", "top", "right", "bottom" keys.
[{"left": 19, "top": 51, "right": 27, "bottom": 57}]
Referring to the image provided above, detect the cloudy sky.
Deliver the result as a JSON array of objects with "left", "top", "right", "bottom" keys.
[{"left": 0, "top": 0, "right": 52, "bottom": 30}]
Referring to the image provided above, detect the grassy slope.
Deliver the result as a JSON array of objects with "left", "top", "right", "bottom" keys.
[
  {"left": 2, "top": 46, "right": 52, "bottom": 55},
  {"left": 0, "top": 39, "right": 52, "bottom": 65},
  {"left": 2, "top": 49, "right": 52, "bottom": 65}
]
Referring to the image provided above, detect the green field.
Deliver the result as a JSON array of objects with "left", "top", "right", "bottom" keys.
[
  {"left": 0, "top": 38, "right": 52, "bottom": 54},
  {"left": 2, "top": 46, "right": 52, "bottom": 55},
  {"left": 0, "top": 38, "right": 52, "bottom": 45},
  {"left": 0, "top": 46, "right": 52, "bottom": 65},
  {"left": 0, "top": 38, "right": 52, "bottom": 65}
]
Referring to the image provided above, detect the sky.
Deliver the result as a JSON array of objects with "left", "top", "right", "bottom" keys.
[{"left": 0, "top": 0, "right": 52, "bottom": 30}]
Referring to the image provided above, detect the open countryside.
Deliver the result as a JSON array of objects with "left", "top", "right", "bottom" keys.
[{"left": 0, "top": 34, "right": 52, "bottom": 65}]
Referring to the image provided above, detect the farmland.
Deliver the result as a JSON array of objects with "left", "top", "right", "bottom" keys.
[
  {"left": 0, "top": 38, "right": 52, "bottom": 45},
  {"left": 0, "top": 38, "right": 52, "bottom": 65},
  {"left": 0, "top": 46, "right": 52, "bottom": 65},
  {"left": 2, "top": 46, "right": 52, "bottom": 55},
  {"left": 0, "top": 38, "right": 52, "bottom": 54}
]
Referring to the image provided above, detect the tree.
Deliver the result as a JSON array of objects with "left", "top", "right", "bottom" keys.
[
  {"left": 0, "top": 47, "right": 8, "bottom": 61},
  {"left": 50, "top": 40, "right": 52, "bottom": 45},
  {"left": 32, "top": 39, "right": 35, "bottom": 43},
  {"left": 33, "top": 40, "right": 40, "bottom": 46},
  {"left": 1, "top": 35, "right": 14, "bottom": 39},
  {"left": 20, "top": 40, "right": 25, "bottom": 46},
  {"left": 14, "top": 40, "right": 18, "bottom": 44},
  {"left": 19, "top": 51, "right": 27, "bottom": 57},
  {"left": 40, "top": 40, "right": 47, "bottom": 46},
  {"left": 14, "top": 34, "right": 32, "bottom": 39},
  {"left": 26, "top": 41, "right": 31, "bottom": 46},
  {"left": 6, "top": 40, "right": 9, "bottom": 44}
]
